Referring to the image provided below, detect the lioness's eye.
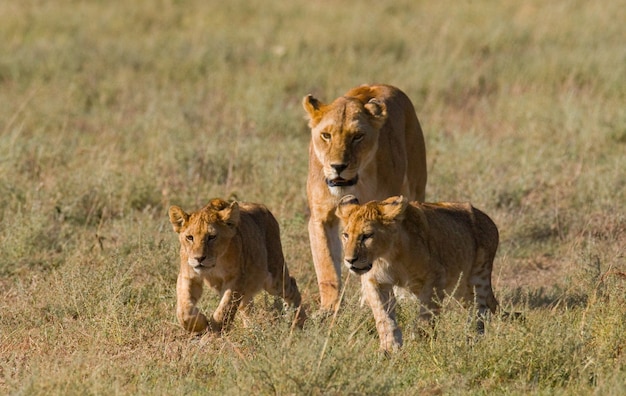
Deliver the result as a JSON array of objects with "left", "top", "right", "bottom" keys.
[
  {"left": 321, "top": 132, "right": 331, "bottom": 141},
  {"left": 353, "top": 133, "right": 365, "bottom": 143},
  {"left": 186, "top": 235, "right": 194, "bottom": 242},
  {"left": 341, "top": 232, "right": 348, "bottom": 240},
  {"left": 362, "top": 233, "right": 373, "bottom": 240}
]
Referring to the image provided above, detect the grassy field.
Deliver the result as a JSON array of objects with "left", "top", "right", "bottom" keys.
[{"left": 1, "top": 0, "right": 625, "bottom": 394}]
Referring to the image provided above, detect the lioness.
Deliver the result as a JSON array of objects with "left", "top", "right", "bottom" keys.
[
  {"left": 168, "top": 198, "right": 306, "bottom": 334},
  {"left": 303, "top": 84, "right": 427, "bottom": 311},
  {"left": 336, "top": 195, "right": 499, "bottom": 353}
]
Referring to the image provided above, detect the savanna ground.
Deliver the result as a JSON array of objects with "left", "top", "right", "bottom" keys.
[{"left": 1, "top": 0, "right": 625, "bottom": 394}]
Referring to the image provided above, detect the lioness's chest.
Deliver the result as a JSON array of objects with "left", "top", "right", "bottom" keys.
[{"left": 327, "top": 178, "right": 379, "bottom": 202}]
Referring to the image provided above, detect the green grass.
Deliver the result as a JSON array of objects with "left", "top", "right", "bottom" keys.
[{"left": 1, "top": 0, "right": 625, "bottom": 394}]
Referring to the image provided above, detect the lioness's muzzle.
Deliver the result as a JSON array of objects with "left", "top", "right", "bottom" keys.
[{"left": 326, "top": 175, "right": 358, "bottom": 187}]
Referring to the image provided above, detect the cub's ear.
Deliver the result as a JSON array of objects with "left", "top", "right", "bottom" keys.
[
  {"left": 302, "top": 94, "right": 325, "bottom": 127},
  {"left": 218, "top": 201, "right": 240, "bottom": 228},
  {"left": 336, "top": 194, "right": 360, "bottom": 220},
  {"left": 169, "top": 206, "right": 189, "bottom": 233},
  {"left": 364, "top": 98, "right": 387, "bottom": 130},
  {"left": 379, "top": 195, "right": 408, "bottom": 222}
]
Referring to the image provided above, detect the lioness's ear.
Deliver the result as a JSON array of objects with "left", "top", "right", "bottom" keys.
[
  {"left": 219, "top": 201, "right": 240, "bottom": 228},
  {"left": 169, "top": 206, "right": 189, "bottom": 233},
  {"left": 379, "top": 195, "right": 408, "bottom": 222},
  {"left": 303, "top": 94, "right": 325, "bottom": 126},
  {"left": 336, "top": 194, "right": 359, "bottom": 220},
  {"left": 364, "top": 98, "right": 387, "bottom": 129}
]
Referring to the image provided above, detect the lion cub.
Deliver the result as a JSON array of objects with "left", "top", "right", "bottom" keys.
[
  {"left": 336, "top": 195, "right": 499, "bottom": 353},
  {"left": 169, "top": 198, "right": 306, "bottom": 334}
]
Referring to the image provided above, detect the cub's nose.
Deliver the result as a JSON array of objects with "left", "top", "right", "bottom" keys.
[
  {"left": 331, "top": 163, "right": 348, "bottom": 175},
  {"left": 194, "top": 256, "right": 206, "bottom": 264}
]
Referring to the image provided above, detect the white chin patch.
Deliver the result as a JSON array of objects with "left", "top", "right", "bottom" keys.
[{"left": 328, "top": 185, "right": 354, "bottom": 197}]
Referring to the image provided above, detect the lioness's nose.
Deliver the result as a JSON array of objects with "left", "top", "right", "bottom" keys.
[{"left": 331, "top": 163, "right": 347, "bottom": 175}]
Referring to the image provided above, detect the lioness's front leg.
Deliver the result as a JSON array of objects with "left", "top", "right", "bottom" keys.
[
  {"left": 362, "top": 278, "right": 402, "bottom": 353},
  {"left": 308, "top": 217, "right": 342, "bottom": 311},
  {"left": 176, "top": 273, "right": 209, "bottom": 333},
  {"left": 210, "top": 288, "right": 241, "bottom": 333}
]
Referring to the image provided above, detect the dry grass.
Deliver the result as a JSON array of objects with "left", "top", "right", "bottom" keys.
[{"left": 1, "top": 0, "right": 625, "bottom": 394}]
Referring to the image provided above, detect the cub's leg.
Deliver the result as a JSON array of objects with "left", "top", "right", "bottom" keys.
[
  {"left": 414, "top": 275, "right": 445, "bottom": 324},
  {"left": 236, "top": 293, "right": 256, "bottom": 328},
  {"left": 210, "top": 288, "right": 241, "bottom": 333},
  {"left": 362, "top": 279, "right": 402, "bottom": 353},
  {"left": 264, "top": 268, "right": 307, "bottom": 327},
  {"left": 176, "top": 273, "right": 209, "bottom": 333},
  {"left": 468, "top": 249, "right": 498, "bottom": 333}
]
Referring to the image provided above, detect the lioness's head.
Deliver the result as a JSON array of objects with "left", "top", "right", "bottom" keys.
[
  {"left": 335, "top": 195, "right": 408, "bottom": 275},
  {"left": 303, "top": 93, "right": 387, "bottom": 196},
  {"left": 169, "top": 199, "right": 240, "bottom": 273}
]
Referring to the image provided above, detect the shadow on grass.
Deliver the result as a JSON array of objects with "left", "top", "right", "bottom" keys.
[{"left": 506, "top": 286, "right": 589, "bottom": 310}]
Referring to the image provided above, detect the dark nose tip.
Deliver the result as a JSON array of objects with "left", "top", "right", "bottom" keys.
[
  {"left": 331, "top": 163, "right": 348, "bottom": 174},
  {"left": 195, "top": 256, "right": 206, "bottom": 263},
  {"left": 345, "top": 256, "right": 357, "bottom": 265}
]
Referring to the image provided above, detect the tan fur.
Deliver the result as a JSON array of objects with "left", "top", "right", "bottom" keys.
[
  {"left": 168, "top": 198, "right": 306, "bottom": 334},
  {"left": 303, "top": 84, "right": 427, "bottom": 311},
  {"left": 336, "top": 195, "right": 499, "bottom": 353}
]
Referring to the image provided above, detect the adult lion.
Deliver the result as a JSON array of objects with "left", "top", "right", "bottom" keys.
[{"left": 302, "top": 84, "right": 427, "bottom": 311}]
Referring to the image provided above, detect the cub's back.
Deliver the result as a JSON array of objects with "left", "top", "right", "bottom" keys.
[
  {"left": 469, "top": 206, "right": 499, "bottom": 255},
  {"left": 416, "top": 202, "right": 499, "bottom": 254},
  {"left": 236, "top": 203, "right": 280, "bottom": 240},
  {"left": 237, "top": 203, "right": 285, "bottom": 268}
]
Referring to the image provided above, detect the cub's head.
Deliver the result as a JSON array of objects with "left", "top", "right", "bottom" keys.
[
  {"left": 169, "top": 198, "right": 240, "bottom": 274},
  {"left": 335, "top": 195, "right": 408, "bottom": 275},
  {"left": 303, "top": 93, "right": 387, "bottom": 196}
]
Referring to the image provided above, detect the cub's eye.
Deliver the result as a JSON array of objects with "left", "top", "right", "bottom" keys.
[
  {"left": 185, "top": 235, "right": 194, "bottom": 242},
  {"left": 362, "top": 233, "right": 373, "bottom": 241},
  {"left": 353, "top": 133, "right": 365, "bottom": 143},
  {"left": 341, "top": 232, "right": 348, "bottom": 240},
  {"left": 206, "top": 234, "right": 217, "bottom": 241},
  {"left": 321, "top": 132, "right": 331, "bottom": 141}
]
